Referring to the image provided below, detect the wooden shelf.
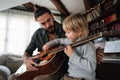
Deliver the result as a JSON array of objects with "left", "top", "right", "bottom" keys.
[
  {"left": 88, "top": 2, "right": 120, "bottom": 25},
  {"left": 104, "top": 18, "right": 120, "bottom": 27}
]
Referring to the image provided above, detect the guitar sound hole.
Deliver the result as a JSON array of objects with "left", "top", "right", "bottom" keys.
[{"left": 34, "top": 59, "right": 40, "bottom": 64}]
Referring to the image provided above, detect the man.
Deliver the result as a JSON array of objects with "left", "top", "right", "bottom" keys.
[
  {"left": 9, "top": 6, "right": 68, "bottom": 80},
  {"left": 9, "top": 6, "right": 103, "bottom": 80}
]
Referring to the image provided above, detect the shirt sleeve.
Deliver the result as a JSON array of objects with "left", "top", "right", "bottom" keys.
[
  {"left": 69, "top": 42, "right": 96, "bottom": 73},
  {"left": 25, "top": 31, "right": 37, "bottom": 55},
  {"left": 46, "top": 38, "right": 70, "bottom": 47}
]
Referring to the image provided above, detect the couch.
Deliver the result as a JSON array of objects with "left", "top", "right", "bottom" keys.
[{"left": 0, "top": 54, "right": 23, "bottom": 80}]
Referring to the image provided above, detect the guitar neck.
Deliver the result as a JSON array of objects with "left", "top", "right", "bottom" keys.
[
  {"left": 46, "top": 31, "right": 120, "bottom": 55},
  {"left": 48, "top": 32, "right": 102, "bottom": 54}
]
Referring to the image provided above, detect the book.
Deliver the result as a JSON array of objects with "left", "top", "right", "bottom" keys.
[{"left": 104, "top": 40, "right": 120, "bottom": 53}]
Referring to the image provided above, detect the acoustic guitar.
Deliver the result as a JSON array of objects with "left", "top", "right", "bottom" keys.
[{"left": 16, "top": 31, "right": 120, "bottom": 80}]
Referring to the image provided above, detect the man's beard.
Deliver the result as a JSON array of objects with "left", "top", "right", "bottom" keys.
[{"left": 46, "top": 26, "right": 56, "bottom": 34}]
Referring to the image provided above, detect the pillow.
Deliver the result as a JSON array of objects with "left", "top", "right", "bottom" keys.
[{"left": 5, "top": 56, "right": 23, "bottom": 74}]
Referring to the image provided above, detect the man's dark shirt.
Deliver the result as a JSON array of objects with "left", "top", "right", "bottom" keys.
[
  {"left": 25, "top": 21, "right": 65, "bottom": 55},
  {"left": 25, "top": 21, "right": 68, "bottom": 79}
]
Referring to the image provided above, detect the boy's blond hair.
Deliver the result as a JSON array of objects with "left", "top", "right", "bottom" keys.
[{"left": 63, "top": 13, "right": 89, "bottom": 39}]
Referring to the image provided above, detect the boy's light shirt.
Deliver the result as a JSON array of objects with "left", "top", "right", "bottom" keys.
[{"left": 47, "top": 37, "right": 96, "bottom": 80}]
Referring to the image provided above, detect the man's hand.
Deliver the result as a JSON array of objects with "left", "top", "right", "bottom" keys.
[
  {"left": 96, "top": 47, "right": 104, "bottom": 64},
  {"left": 23, "top": 54, "right": 40, "bottom": 71}
]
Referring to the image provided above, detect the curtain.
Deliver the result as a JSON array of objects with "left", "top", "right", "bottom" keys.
[{"left": 0, "top": 9, "right": 40, "bottom": 55}]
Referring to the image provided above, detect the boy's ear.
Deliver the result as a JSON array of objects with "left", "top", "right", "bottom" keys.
[{"left": 77, "top": 31, "right": 82, "bottom": 36}]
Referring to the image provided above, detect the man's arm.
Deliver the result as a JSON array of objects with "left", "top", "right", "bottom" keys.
[{"left": 96, "top": 47, "right": 104, "bottom": 64}]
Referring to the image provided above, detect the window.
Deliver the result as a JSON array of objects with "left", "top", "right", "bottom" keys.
[{"left": 0, "top": 9, "right": 40, "bottom": 55}]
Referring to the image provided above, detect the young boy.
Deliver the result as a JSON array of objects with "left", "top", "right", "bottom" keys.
[{"left": 42, "top": 13, "right": 96, "bottom": 80}]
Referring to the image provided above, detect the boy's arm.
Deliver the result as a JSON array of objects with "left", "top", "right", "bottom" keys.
[
  {"left": 43, "top": 38, "right": 68, "bottom": 51},
  {"left": 69, "top": 43, "right": 96, "bottom": 73}
]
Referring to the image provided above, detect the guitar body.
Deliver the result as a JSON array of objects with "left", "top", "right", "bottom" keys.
[{"left": 17, "top": 51, "right": 68, "bottom": 80}]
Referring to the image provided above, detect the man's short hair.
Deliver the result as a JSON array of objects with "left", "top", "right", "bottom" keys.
[{"left": 34, "top": 7, "right": 51, "bottom": 20}]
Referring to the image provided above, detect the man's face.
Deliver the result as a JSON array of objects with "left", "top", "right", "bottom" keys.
[{"left": 36, "top": 13, "right": 55, "bottom": 33}]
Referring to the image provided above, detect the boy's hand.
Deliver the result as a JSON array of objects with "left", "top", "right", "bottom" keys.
[
  {"left": 64, "top": 45, "right": 74, "bottom": 57},
  {"left": 42, "top": 44, "right": 50, "bottom": 52}
]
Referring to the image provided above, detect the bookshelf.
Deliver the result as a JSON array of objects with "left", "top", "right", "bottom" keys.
[
  {"left": 84, "top": 0, "right": 120, "bottom": 80},
  {"left": 84, "top": 0, "right": 120, "bottom": 36}
]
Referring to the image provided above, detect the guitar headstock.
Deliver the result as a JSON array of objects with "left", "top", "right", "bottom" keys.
[{"left": 101, "top": 31, "right": 120, "bottom": 37}]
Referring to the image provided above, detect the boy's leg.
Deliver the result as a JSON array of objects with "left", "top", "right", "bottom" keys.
[
  {"left": 61, "top": 75, "right": 82, "bottom": 80},
  {"left": 33, "top": 74, "right": 59, "bottom": 80}
]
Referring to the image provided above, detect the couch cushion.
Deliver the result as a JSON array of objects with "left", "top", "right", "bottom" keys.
[
  {"left": 0, "top": 55, "right": 7, "bottom": 65},
  {"left": 6, "top": 56, "right": 23, "bottom": 74},
  {"left": 0, "top": 65, "right": 11, "bottom": 80}
]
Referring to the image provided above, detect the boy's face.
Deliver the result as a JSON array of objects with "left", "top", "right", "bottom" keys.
[
  {"left": 65, "top": 30, "right": 81, "bottom": 41},
  {"left": 36, "top": 13, "right": 55, "bottom": 33}
]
